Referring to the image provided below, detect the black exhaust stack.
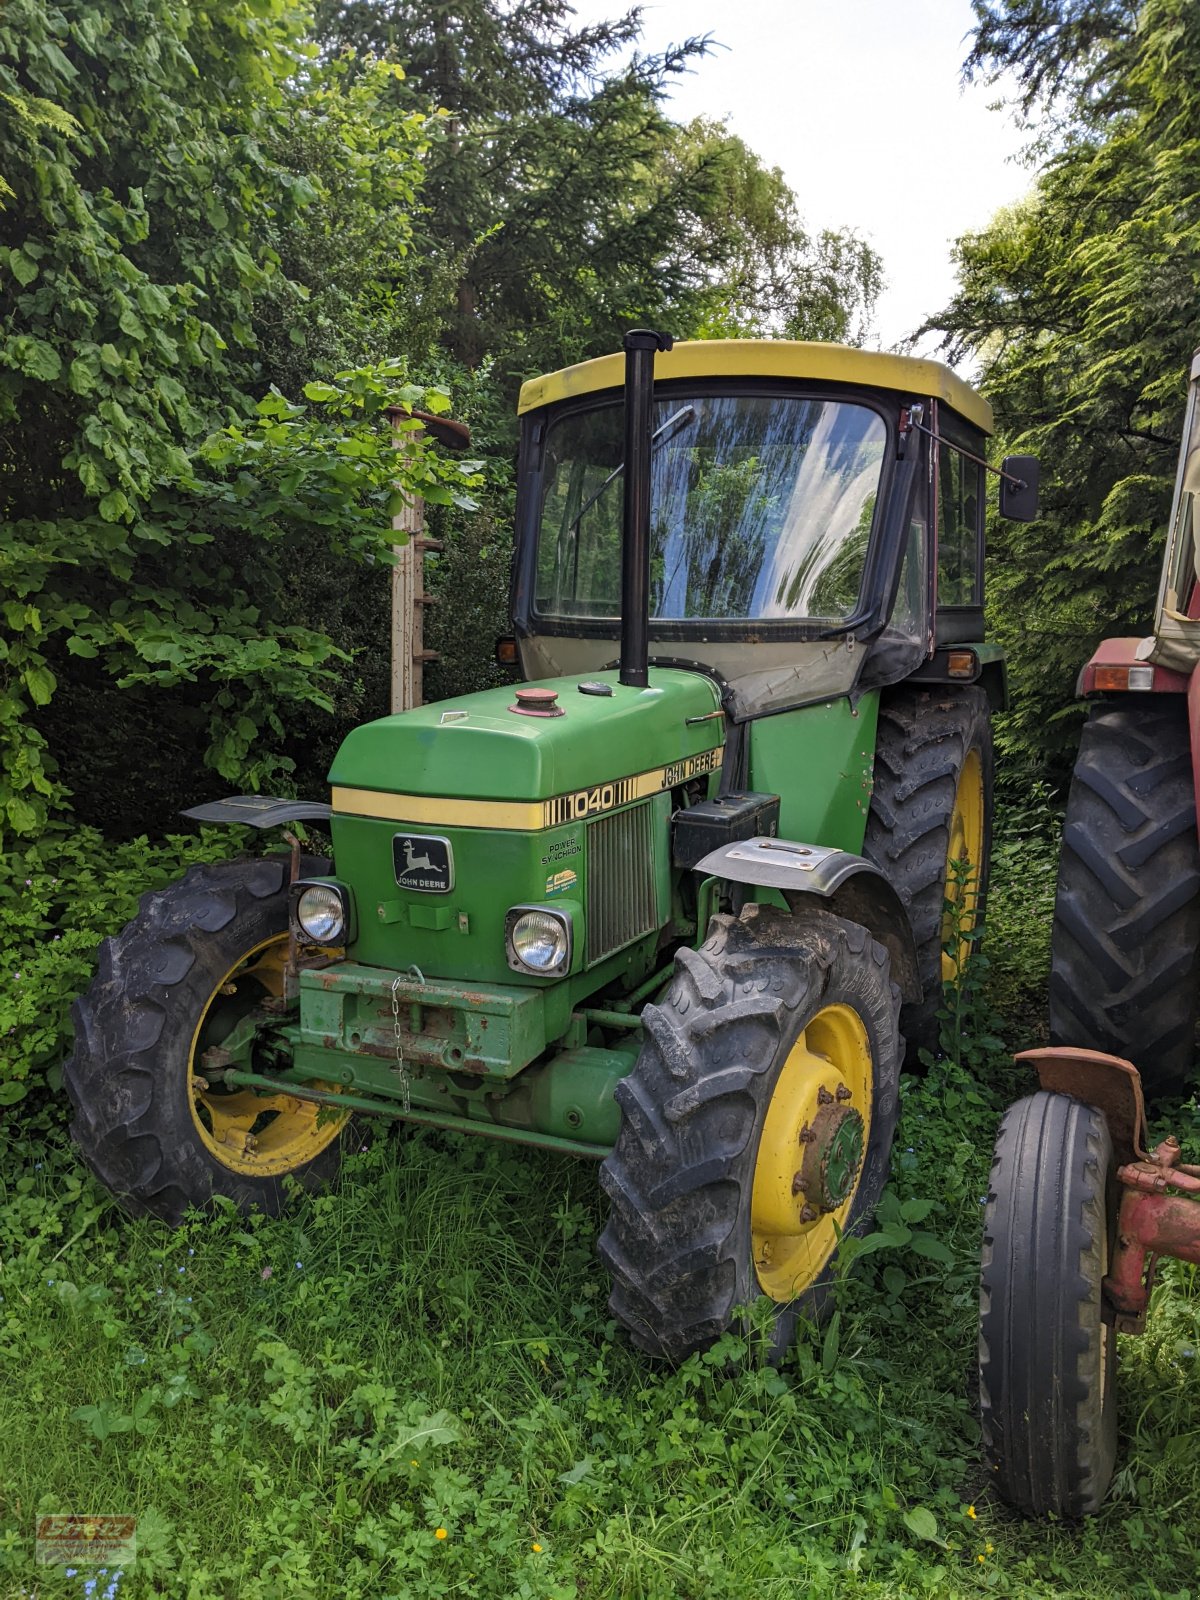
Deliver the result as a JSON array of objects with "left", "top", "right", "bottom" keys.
[{"left": 619, "top": 328, "right": 673, "bottom": 688}]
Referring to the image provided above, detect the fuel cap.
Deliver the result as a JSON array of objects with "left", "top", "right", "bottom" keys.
[{"left": 509, "top": 686, "right": 564, "bottom": 718}]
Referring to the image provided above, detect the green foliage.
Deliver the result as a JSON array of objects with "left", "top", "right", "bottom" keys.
[
  {"left": 314, "top": 0, "right": 882, "bottom": 396},
  {"left": 0, "top": 1, "right": 485, "bottom": 841},
  {"left": 934, "top": 0, "right": 1200, "bottom": 781},
  {"left": 0, "top": 826, "right": 249, "bottom": 1110}
]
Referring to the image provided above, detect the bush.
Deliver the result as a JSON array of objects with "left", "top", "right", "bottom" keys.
[{"left": 0, "top": 825, "right": 259, "bottom": 1112}]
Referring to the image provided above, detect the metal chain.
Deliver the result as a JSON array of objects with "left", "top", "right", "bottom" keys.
[{"left": 389, "top": 974, "right": 411, "bottom": 1114}]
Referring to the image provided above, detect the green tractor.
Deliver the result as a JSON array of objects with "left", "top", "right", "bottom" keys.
[{"left": 68, "top": 332, "right": 1035, "bottom": 1360}]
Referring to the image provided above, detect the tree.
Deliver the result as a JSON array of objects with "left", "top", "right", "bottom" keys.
[
  {"left": 314, "top": 0, "right": 881, "bottom": 395},
  {"left": 931, "top": 0, "right": 1200, "bottom": 781},
  {"left": 0, "top": 1, "right": 474, "bottom": 841}
]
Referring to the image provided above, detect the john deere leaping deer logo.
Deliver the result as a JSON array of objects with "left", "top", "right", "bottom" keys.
[
  {"left": 401, "top": 840, "right": 433, "bottom": 873},
  {"left": 392, "top": 833, "right": 454, "bottom": 893}
]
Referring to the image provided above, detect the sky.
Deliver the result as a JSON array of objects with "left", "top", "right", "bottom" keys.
[{"left": 571, "top": 0, "right": 1033, "bottom": 363}]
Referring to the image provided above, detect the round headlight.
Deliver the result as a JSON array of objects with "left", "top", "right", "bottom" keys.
[
  {"left": 296, "top": 884, "right": 345, "bottom": 943},
  {"left": 509, "top": 910, "right": 569, "bottom": 971}
]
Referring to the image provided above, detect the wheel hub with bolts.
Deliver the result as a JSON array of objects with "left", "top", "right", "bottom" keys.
[{"left": 798, "top": 1095, "right": 866, "bottom": 1214}]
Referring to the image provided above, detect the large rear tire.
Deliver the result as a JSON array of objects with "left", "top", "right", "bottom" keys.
[
  {"left": 864, "top": 686, "right": 994, "bottom": 1061},
  {"left": 979, "top": 1090, "right": 1118, "bottom": 1518},
  {"left": 66, "top": 856, "right": 351, "bottom": 1223},
  {"left": 1049, "top": 698, "right": 1200, "bottom": 1098},
  {"left": 598, "top": 905, "right": 900, "bottom": 1363}
]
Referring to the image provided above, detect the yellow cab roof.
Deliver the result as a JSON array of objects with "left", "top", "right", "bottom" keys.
[{"left": 517, "top": 338, "right": 992, "bottom": 435}]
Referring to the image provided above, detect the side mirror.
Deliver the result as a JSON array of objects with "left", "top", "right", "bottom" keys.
[{"left": 1000, "top": 455, "right": 1039, "bottom": 521}]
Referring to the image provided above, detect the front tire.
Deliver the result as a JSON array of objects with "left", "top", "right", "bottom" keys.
[
  {"left": 598, "top": 905, "right": 901, "bottom": 1363},
  {"left": 979, "top": 1091, "right": 1118, "bottom": 1518},
  {"left": 66, "top": 856, "right": 351, "bottom": 1223},
  {"left": 1049, "top": 698, "right": 1200, "bottom": 1097},
  {"left": 863, "top": 686, "right": 994, "bottom": 1062}
]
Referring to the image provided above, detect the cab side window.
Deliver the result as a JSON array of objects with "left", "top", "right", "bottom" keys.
[{"left": 937, "top": 441, "right": 982, "bottom": 607}]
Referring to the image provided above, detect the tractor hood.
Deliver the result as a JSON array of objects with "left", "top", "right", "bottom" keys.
[{"left": 327, "top": 668, "right": 724, "bottom": 809}]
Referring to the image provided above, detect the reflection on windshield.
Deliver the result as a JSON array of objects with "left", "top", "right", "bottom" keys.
[{"left": 536, "top": 394, "right": 886, "bottom": 623}]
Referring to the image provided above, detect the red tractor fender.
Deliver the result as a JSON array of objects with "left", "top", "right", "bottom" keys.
[{"left": 1075, "top": 636, "right": 1189, "bottom": 696}]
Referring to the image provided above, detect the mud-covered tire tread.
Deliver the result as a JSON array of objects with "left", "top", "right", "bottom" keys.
[
  {"left": 1049, "top": 698, "right": 1200, "bottom": 1096},
  {"left": 863, "top": 686, "right": 994, "bottom": 1062},
  {"left": 65, "top": 854, "right": 340, "bottom": 1223},
  {"left": 979, "top": 1091, "right": 1117, "bottom": 1518},
  {"left": 597, "top": 905, "right": 901, "bottom": 1363}
]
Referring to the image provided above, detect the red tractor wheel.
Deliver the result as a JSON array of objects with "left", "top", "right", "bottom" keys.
[{"left": 1050, "top": 698, "right": 1200, "bottom": 1098}]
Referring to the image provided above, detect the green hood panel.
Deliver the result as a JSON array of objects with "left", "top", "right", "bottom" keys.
[{"left": 327, "top": 668, "right": 723, "bottom": 801}]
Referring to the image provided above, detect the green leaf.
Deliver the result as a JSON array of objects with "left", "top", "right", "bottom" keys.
[
  {"left": 6, "top": 335, "right": 62, "bottom": 381},
  {"left": 98, "top": 490, "right": 131, "bottom": 523},
  {"left": 909, "top": 1233, "right": 956, "bottom": 1266},
  {"left": 393, "top": 1410, "right": 459, "bottom": 1455},
  {"left": 902, "top": 1506, "right": 944, "bottom": 1546},
  {"left": 303, "top": 381, "right": 339, "bottom": 403},
  {"left": 10, "top": 252, "right": 38, "bottom": 287},
  {"left": 22, "top": 664, "right": 56, "bottom": 706},
  {"left": 0, "top": 1079, "right": 28, "bottom": 1105},
  {"left": 5, "top": 794, "right": 38, "bottom": 832}
]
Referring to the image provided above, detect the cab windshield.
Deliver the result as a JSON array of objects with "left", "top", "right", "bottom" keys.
[{"left": 535, "top": 393, "right": 887, "bottom": 623}]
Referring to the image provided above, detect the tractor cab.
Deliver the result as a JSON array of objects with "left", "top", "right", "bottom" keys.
[{"left": 512, "top": 339, "right": 1001, "bottom": 720}]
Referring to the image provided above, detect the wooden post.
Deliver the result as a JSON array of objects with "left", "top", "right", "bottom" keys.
[
  {"left": 386, "top": 407, "right": 471, "bottom": 715},
  {"left": 390, "top": 441, "right": 425, "bottom": 714}
]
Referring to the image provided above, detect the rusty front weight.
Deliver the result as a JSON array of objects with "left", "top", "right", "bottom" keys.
[
  {"left": 1017, "top": 1047, "right": 1200, "bottom": 1335},
  {"left": 1106, "top": 1137, "right": 1200, "bottom": 1333}
]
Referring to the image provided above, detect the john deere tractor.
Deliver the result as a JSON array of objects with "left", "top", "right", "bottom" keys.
[{"left": 68, "top": 332, "right": 1035, "bottom": 1360}]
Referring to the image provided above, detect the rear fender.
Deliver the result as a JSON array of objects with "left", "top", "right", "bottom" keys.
[
  {"left": 1076, "top": 638, "right": 1189, "bottom": 696},
  {"left": 695, "top": 837, "right": 921, "bottom": 1003}
]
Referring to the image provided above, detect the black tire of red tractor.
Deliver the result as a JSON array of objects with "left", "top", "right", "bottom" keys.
[
  {"left": 979, "top": 1090, "right": 1118, "bottom": 1518},
  {"left": 65, "top": 854, "right": 344, "bottom": 1224},
  {"left": 597, "top": 905, "right": 901, "bottom": 1364},
  {"left": 1049, "top": 698, "right": 1200, "bottom": 1098},
  {"left": 863, "top": 685, "right": 994, "bottom": 1063}
]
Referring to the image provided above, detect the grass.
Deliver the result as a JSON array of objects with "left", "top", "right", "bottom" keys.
[{"left": 0, "top": 799, "right": 1198, "bottom": 1598}]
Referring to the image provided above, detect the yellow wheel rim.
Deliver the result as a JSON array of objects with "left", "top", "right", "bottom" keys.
[
  {"left": 941, "top": 748, "right": 985, "bottom": 982},
  {"left": 187, "top": 933, "right": 349, "bottom": 1177},
  {"left": 751, "top": 1003, "right": 873, "bottom": 1303}
]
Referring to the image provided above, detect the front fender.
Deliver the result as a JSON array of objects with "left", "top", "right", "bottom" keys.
[{"left": 694, "top": 836, "right": 921, "bottom": 1003}]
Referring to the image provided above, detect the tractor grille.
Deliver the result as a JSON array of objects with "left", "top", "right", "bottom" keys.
[{"left": 587, "top": 801, "right": 658, "bottom": 964}]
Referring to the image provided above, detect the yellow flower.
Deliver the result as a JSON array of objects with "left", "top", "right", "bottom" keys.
[
  {"left": 532, "top": 1543, "right": 543, "bottom": 1554},
  {"left": 965, "top": 1505, "right": 977, "bottom": 1519},
  {"left": 986, "top": 1542, "right": 995, "bottom": 1554},
  {"left": 977, "top": 1554, "right": 986, "bottom": 1565},
  {"left": 410, "top": 1460, "right": 419, "bottom": 1467},
  {"left": 435, "top": 1528, "right": 448, "bottom": 1540}
]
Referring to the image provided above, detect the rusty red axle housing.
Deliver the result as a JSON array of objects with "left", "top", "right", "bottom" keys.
[{"left": 1017, "top": 1047, "right": 1200, "bottom": 1333}]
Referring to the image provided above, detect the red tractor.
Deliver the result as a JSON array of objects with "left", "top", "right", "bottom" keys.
[{"left": 980, "top": 350, "right": 1200, "bottom": 1517}]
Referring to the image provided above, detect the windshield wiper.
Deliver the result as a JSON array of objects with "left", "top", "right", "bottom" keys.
[{"left": 566, "top": 405, "right": 697, "bottom": 540}]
